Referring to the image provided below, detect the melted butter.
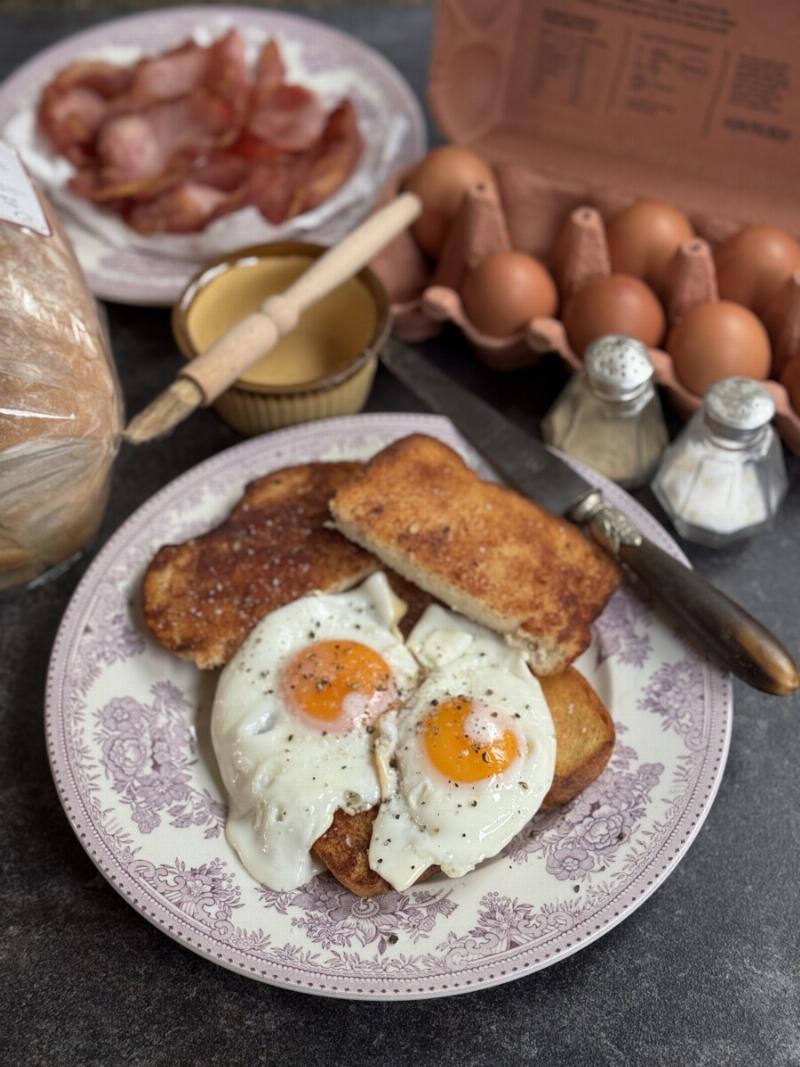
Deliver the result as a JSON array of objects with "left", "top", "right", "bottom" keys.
[{"left": 186, "top": 255, "right": 378, "bottom": 387}]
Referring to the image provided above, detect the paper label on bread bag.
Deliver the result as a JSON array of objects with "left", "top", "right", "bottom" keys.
[{"left": 0, "top": 143, "right": 50, "bottom": 236}]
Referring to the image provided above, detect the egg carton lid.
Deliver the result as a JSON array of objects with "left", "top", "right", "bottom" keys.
[{"left": 428, "top": 0, "right": 800, "bottom": 236}]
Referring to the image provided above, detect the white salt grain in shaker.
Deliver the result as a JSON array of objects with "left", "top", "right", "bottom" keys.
[
  {"left": 652, "top": 377, "right": 787, "bottom": 547},
  {"left": 542, "top": 335, "right": 668, "bottom": 489}
]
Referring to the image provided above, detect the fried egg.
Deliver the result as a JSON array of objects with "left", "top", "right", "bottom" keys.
[
  {"left": 211, "top": 572, "right": 419, "bottom": 891},
  {"left": 368, "top": 605, "right": 556, "bottom": 891}
]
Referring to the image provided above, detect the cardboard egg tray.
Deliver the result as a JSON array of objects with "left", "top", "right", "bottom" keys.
[
  {"left": 369, "top": 0, "right": 800, "bottom": 453},
  {"left": 370, "top": 187, "right": 800, "bottom": 452}
]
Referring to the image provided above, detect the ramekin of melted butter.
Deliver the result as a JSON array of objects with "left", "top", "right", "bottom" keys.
[{"left": 172, "top": 241, "right": 391, "bottom": 435}]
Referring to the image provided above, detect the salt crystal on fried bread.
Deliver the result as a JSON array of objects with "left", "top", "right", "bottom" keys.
[{"left": 329, "top": 434, "right": 621, "bottom": 676}]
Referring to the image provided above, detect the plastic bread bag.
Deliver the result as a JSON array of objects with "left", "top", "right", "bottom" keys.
[{"left": 0, "top": 144, "right": 121, "bottom": 590}]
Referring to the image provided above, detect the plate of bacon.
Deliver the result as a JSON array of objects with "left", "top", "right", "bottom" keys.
[{"left": 0, "top": 6, "right": 425, "bottom": 304}]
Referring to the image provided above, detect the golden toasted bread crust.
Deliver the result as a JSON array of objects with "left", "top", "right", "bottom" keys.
[
  {"left": 315, "top": 665, "right": 615, "bottom": 895},
  {"left": 312, "top": 809, "right": 437, "bottom": 898},
  {"left": 539, "top": 666, "right": 615, "bottom": 809},
  {"left": 331, "top": 434, "right": 621, "bottom": 675},
  {"left": 311, "top": 809, "right": 389, "bottom": 897},
  {"left": 142, "top": 462, "right": 376, "bottom": 669}
]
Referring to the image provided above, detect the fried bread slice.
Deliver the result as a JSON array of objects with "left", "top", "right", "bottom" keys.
[
  {"left": 142, "top": 460, "right": 437, "bottom": 669},
  {"left": 313, "top": 665, "right": 614, "bottom": 896},
  {"left": 312, "top": 810, "right": 437, "bottom": 898},
  {"left": 330, "top": 434, "right": 621, "bottom": 676},
  {"left": 538, "top": 667, "right": 615, "bottom": 809},
  {"left": 143, "top": 462, "right": 377, "bottom": 669}
]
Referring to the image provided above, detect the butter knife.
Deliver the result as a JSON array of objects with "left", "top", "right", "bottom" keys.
[{"left": 381, "top": 340, "right": 798, "bottom": 696}]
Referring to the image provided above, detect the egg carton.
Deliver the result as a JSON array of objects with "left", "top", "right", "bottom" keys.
[{"left": 369, "top": 175, "right": 800, "bottom": 455}]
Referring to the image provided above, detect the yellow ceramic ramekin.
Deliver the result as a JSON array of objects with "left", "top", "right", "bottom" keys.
[{"left": 172, "top": 241, "right": 391, "bottom": 435}]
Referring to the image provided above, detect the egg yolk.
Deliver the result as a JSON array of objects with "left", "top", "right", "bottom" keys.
[
  {"left": 280, "top": 639, "right": 395, "bottom": 733},
  {"left": 423, "top": 696, "right": 520, "bottom": 783}
]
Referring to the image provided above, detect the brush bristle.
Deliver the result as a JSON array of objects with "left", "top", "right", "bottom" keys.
[{"left": 124, "top": 378, "right": 203, "bottom": 444}]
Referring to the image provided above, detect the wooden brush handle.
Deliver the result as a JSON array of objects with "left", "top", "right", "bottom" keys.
[{"left": 182, "top": 192, "right": 422, "bottom": 404}]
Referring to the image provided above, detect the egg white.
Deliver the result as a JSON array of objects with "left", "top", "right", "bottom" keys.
[
  {"left": 369, "top": 605, "right": 556, "bottom": 891},
  {"left": 211, "top": 572, "right": 419, "bottom": 891}
]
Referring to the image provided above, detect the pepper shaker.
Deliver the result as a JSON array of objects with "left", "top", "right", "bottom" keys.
[
  {"left": 652, "top": 377, "right": 787, "bottom": 546},
  {"left": 542, "top": 334, "right": 668, "bottom": 488}
]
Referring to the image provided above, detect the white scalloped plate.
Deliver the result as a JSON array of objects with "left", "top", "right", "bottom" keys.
[{"left": 46, "top": 414, "right": 731, "bottom": 999}]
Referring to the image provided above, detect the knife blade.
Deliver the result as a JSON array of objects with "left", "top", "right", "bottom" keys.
[
  {"left": 381, "top": 339, "right": 799, "bottom": 696},
  {"left": 382, "top": 341, "right": 592, "bottom": 514}
]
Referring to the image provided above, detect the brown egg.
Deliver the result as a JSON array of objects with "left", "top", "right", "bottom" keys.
[
  {"left": 760, "top": 269, "right": 800, "bottom": 375},
  {"left": 403, "top": 146, "right": 495, "bottom": 257},
  {"left": 562, "top": 274, "right": 665, "bottom": 357},
  {"left": 607, "top": 200, "right": 694, "bottom": 295},
  {"left": 715, "top": 225, "right": 800, "bottom": 316},
  {"left": 780, "top": 354, "right": 800, "bottom": 412},
  {"left": 461, "top": 251, "right": 558, "bottom": 337},
  {"left": 667, "top": 301, "right": 771, "bottom": 396}
]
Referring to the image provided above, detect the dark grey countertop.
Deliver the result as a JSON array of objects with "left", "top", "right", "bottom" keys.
[{"left": 1, "top": 7, "right": 799, "bottom": 1066}]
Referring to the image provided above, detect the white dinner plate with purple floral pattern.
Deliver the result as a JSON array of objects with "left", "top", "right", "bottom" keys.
[{"left": 46, "top": 414, "right": 732, "bottom": 999}]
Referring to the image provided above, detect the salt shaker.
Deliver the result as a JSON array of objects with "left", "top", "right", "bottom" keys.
[
  {"left": 652, "top": 377, "right": 787, "bottom": 546},
  {"left": 542, "top": 334, "right": 668, "bottom": 488}
]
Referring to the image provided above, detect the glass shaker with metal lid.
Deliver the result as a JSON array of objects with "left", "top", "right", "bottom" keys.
[
  {"left": 652, "top": 377, "right": 787, "bottom": 546},
  {"left": 542, "top": 334, "right": 668, "bottom": 488}
]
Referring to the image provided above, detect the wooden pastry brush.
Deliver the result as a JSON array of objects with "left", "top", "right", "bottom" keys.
[{"left": 125, "top": 192, "right": 421, "bottom": 444}]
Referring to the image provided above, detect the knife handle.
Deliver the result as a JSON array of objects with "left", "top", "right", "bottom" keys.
[
  {"left": 618, "top": 538, "right": 798, "bottom": 695},
  {"left": 583, "top": 503, "right": 799, "bottom": 695}
]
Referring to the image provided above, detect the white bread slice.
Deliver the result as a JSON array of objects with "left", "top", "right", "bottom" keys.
[{"left": 330, "top": 434, "right": 620, "bottom": 675}]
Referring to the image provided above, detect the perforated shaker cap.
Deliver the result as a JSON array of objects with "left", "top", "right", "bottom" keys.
[
  {"left": 584, "top": 335, "right": 654, "bottom": 401},
  {"left": 704, "top": 377, "right": 775, "bottom": 437}
]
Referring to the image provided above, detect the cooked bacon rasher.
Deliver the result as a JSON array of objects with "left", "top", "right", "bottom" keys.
[{"left": 37, "top": 31, "right": 364, "bottom": 234}]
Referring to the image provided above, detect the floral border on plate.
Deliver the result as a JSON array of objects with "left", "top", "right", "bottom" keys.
[{"left": 45, "top": 413, "right": 731, "bottom": 999}]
